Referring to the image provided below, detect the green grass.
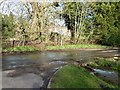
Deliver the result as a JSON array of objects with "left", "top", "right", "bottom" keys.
[
  {"left": 88, "top": 58, "right": 120, "bottom": 73},
  {"left": 3, "top": 46, "right": 39, "bottom": 52},
  {"left": 94, "top": 58, "right": 116, "bottom": 67},
  {"left": 111, "top": 60, "right": 120, "bottom": 73},
  {"left": 46, "top": 44, "right": 109, "bottom": 50},
  {"left": 3, "top": 44, "right": 110, "bottom": 52},
  {"left": 112, "top": 65, "right": 120, "bottom": 73},
  {"left": 50, "top": 65, "right": 117, "bottom": 88}
]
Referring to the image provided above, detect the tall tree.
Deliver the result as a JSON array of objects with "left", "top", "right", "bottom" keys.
[
  {"left": 91, "top": 2, "right": 120, "bottom": 46},
  {"left": 2, "top": 12, "right": 15, "bottom": 39},
  {"left": 62, "top": 2, "right": 91, "bottom": 44},
  {"left": 62, "top": 2, "right": 80, "bottom": 43}
]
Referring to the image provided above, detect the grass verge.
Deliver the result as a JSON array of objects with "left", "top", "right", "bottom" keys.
[
  {"left": 3, "top": 44, "right": 109, "bottom": 52},
  {"left": 46, "top": 44, "right": 109, "bottom": 50},
  {"left": 50, "top": 65, "right": 118, "bottom": 88},
  {"left": 88, "top": 58, "right": 120, "bottom": 73},
  {"left": 3, "top": 46, "right": 39, "bottom": 52}
]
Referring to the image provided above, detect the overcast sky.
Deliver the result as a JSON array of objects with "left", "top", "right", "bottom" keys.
[{"left": 0, "top": 0, "right": 65, "bottom": 26}]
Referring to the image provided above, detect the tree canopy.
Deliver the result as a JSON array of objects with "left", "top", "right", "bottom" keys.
[{"left": 1, "top": 1, "right": 120, "bottom": 48}]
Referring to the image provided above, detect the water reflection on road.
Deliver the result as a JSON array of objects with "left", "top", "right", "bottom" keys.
[
  {"left": 2, "top": 49, "right": 119, "bottom": 70},
  {"left": 2, "top": 49, "right": 120, "bottom": 88}
]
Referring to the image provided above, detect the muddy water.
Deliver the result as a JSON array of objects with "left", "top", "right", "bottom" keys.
[{"left": 2, "top": 49, "right": 120, "bottom": 88}]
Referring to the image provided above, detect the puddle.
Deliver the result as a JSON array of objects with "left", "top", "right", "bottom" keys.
[
  {"left": 49, "top": 61, "right": 67, "bottom": 65},
  {"left": 93, "top": 69, "right": 119, "bottom": 85},
  {"left": 2, "top": 49, "right": 120, "bottom": 88},
  {"left": 94, "top": 69, "right": 117, "bottom": 75}
]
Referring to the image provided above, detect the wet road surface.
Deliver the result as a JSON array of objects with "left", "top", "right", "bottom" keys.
[{"left": 1, "top": 49, "right": 120, "bottom": 88}]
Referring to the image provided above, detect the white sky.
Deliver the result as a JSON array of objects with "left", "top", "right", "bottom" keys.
[{"left": 0, "top": 0, "right": 65, "bottom": 26}]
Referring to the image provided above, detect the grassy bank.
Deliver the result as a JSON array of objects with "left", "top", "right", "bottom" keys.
[
  {"left": 50, "top": 65, "right": 117, "bottom": 88},
  {"left": 3, "top": 44, "right": 110, "bottom": 52},
  {"left": 88, "top": 58, "right": 120, "bottom": 73},
  {"left": 46, "top": 44, "right": 109, "bottom": 50},
  {"left": 3, "top": 46, "right": 39, "bottom": 52}
]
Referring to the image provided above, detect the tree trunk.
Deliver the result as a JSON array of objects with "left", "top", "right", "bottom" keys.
[{"left": 70, "top": 30, "right": 75, "bottom": 44}]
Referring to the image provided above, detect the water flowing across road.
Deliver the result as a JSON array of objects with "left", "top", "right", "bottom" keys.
[{"left": 1, "top": 49, "right": 120, "bottom": 88}]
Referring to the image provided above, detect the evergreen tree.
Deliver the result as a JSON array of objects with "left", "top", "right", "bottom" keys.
[
  {"left": 2, "top": 12, "right": 15, "bottom": 39},
  {"left": 91, "top": 2, "right": 120, "bottom": 46}
]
